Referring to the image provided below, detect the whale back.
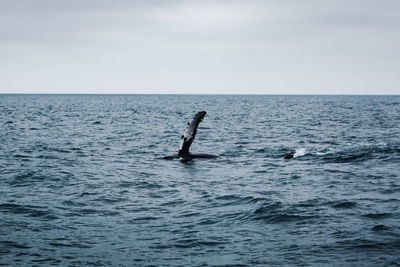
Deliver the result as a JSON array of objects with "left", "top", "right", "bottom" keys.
[{"left": 178, "top": 111, "right": 206, "bottom": 157}]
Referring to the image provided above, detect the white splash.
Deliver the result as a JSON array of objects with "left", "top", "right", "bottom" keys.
[{"left": 293, "top": 148, "right": 306, "bottom": 158}]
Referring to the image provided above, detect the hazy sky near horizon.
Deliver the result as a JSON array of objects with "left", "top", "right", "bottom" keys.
[{"left": 1, "top": 0, "right": 399, "bottom": 94}]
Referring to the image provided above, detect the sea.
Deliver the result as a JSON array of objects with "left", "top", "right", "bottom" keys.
[{"left": 0, "top": 94, "right": 399, "bottom": 266}]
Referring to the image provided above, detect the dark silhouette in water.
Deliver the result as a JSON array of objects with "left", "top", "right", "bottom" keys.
[
  {"left": 163, "top": 111, "right": 217, "bottom": 161},
  {"left": 284, "top": 153, "right": 294, "bottom": 159}
]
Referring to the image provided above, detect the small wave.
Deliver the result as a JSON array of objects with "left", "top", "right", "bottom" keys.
[
  {"left": 215, "top": 195, "right": 242, "bottom": 201},
  {"left": 170, "top": 238, "right": 226, "bottom": 248},
  {"left": 176, "top": 211, "right": 201, "bottom": 218},
  {"left": 251, "top": 201, "right": 317, "bottom": 223},
  {"left": 318, "top": 143, "right": 400, "bottom": 163},
  {"left": 372, "top": 224, "right": 390, "bottom": 231},
  {"left": 334, "top": 238, "right": 400, "bottom": 250},
  {"left": 362, "top": 213, "right": 392, "bottom": 219},
  {"left": 323, "top": 153, "right": 372, "bottom": 163},
  {"left": 213, "top": 195, "right": 264, "bottom": 207},
  {"left": 331, "top": 201, "right": 357, "bottom": 209},
  {"left": 253, "top": 212, "right": 315, "bottom": 223},
  {"left": 197, "top": 218, "right": 220, "bottom": 225},
  {"left": 49, "top": 242, "right": 92, "bottom": 249},
  {"left": 129, "top": 216, "right": 161, "bottom": 222},
  {"left": 97, "top": 196, "right": 128, "bottom": 205},
  {"left": 13, "top": 154, "right": 30, "bottom": 158},
  {"left": 0, "top": 203, "right": 58, "bottom": 220},
  {"left": 0, "top": 241, "right": 31, "bottom": 249}
]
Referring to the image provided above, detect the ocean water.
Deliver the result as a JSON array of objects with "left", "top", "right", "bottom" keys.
[{"left": 0, "top": 94, "right": 399, "bottom": 266}]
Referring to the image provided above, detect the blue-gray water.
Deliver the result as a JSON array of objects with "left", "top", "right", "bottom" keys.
[{"left": 1, "top": 94, "right": 400, "bottom": 266}]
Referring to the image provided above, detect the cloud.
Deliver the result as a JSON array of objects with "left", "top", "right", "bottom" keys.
[{"left": 0, "top": 0, "right": 399, "bottom": 94}]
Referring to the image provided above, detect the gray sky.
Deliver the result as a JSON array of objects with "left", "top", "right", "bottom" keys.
[{"left": 1, "top": 0, "right": 399, "bottom": 94}]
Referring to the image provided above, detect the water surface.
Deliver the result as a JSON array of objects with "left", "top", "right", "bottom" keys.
[{"left": 1, "top": 95, "right": 399, "bottom": 266}]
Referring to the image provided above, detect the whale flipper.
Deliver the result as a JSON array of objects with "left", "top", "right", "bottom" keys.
[
  {"left": 178, "top": 111, "right": 206, "bottom": 158},
  {"left": 162, "top": 111, "right": 217, "bottom": 161}
]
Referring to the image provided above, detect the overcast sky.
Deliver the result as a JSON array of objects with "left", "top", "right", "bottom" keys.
[{"left": 0, "top": 0, "right": 399, "bottom": 94}]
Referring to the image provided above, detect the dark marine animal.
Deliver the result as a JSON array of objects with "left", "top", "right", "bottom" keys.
[
  {"left": 163, "top": 111, "right": 217, "bottom": 161},
  {"left": 284, "top": 153, "right": 294, "bottom": 159}
]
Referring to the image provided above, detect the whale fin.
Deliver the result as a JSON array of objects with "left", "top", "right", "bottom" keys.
[{"left": 178, "top": 111, "right": 207, "bottom": 157}]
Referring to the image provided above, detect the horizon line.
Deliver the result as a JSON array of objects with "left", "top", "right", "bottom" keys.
[{"left": 0, "top": 93, "right": 399, "bottom": 96}]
